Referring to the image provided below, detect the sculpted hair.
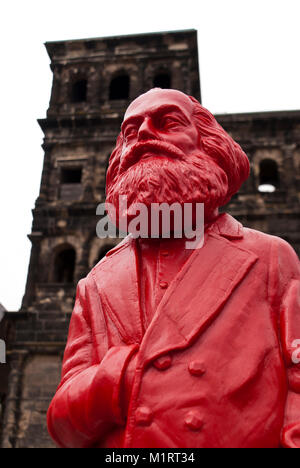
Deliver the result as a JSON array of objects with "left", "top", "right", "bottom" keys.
[
  {"left": 188, "top": 96, "right": 250, "bottom": 203},
  {"left": 106, "top": 94, "right": 250, "bottom": 204},
  {"left": 106, "top": 132, "right": 124, "bottom": 193}
]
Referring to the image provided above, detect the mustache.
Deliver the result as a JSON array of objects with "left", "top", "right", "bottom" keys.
[{"left": 118, "top": 140, "right": 186, "bottom": 175}]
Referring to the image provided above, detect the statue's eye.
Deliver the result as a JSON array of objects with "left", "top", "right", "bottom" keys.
[
  {"left": 124, "top": 125, "right": 137, "bottom": 139},
  {"left": 160, "top": 116, "right": 181, "bottom": 130}
]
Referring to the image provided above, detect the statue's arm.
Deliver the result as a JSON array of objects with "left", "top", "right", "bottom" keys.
[
  {"left": 276, "top": 240, "right": 300, "bottom": 448},
  {"left": 47, "top": 279, "right": 138, "bottom": 448}
]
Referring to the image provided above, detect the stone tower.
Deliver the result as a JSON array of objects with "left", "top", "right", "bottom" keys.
[{"left": 0, "top": 30, "right": 201, "bottom": 448}]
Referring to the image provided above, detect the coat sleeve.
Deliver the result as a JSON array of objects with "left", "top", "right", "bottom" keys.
[
  {"left": 275, "top": 239, "right": 300, "bottom": 448},
  {"left": 47, "top": 278, "right": 139, "bottom": 448}
]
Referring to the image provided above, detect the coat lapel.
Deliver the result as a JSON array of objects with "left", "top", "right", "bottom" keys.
[
  {"left": 138, "top": 216, "right": 258, "bottom": 365},
  {"left": 92, "top": 236, "right": 144, "bottom": 344}
]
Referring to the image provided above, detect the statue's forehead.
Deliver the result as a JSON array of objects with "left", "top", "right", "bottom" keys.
[{"left": 124, "top": 89, "right": 194, "bottom": 121}]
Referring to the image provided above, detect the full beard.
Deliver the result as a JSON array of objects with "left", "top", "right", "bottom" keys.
[{"left": 106, "top": 152, "right": 229, "bottom": 233}]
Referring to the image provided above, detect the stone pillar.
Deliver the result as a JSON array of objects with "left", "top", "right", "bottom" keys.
[
  {"left": 82, "top": 154, "right": 96, "bottom": 202},
  {"left": 21, "top": 233, "right": 42, "bottom": 310},
  {"left": 35, "top": 146, "right": 53, "bottom": 206},
  {"left": 282, "top": 144, "right": 297, "bottom": 203},
  {"left": 0, "top": 350, "right": 28, "bottom": 448}
]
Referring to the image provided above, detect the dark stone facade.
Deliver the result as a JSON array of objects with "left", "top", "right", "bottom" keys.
[
  {"left": 0, "top": 29, "right": 299, "bottom": 448},
  {"left": 219, "top": 110, "right": 300, "bottom": 256}
]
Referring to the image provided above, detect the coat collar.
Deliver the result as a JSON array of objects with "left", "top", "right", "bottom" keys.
[{"left": 209, "top": 213, "right": 244, "bottom": 240}]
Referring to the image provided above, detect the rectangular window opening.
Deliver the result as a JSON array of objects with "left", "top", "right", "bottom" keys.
[{"left": 61, "top": 168, "right": 82, "bottom": 184}]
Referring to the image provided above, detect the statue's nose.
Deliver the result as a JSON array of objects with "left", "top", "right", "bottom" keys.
[{"left": 138, "top": 118, "right": 156, "bottom": 141}]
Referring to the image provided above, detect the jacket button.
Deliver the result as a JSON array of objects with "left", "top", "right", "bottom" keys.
[
  {"left": 188, "top": 361, "right": 206, "bottom": 376},
  {"left": 159, "top": 281, "right": 168, "bottom": 289},
  {"left": 153, "top": 355, "right": 172, "bottom": 370},
  {"left": 135, "top": 406, "right": 153, "bottom": 426},
  {"left": 184, "top": 411, "right": 204, "bottom": 431}
]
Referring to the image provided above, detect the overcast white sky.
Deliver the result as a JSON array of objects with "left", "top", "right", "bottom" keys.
[{"left": 1, "top": 0, "right": 300, "bottom": 310}]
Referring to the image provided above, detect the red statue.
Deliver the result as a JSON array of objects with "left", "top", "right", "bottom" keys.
[{"left": 47, "top": 89, "right": 300, "bottom": 448}]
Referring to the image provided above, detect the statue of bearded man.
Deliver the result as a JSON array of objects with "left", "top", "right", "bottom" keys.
[{"left": 48, "top": 89, "right": 300, "bottom": 449}]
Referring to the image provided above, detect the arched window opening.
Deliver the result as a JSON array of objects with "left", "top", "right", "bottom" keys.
[
  {"left": 109, "top": 75, "right": 130, "bottom": 100},
  {"left": 71, "top": 79, "right": 87, "bottom": 103},
  {"left": 258, "top": 159, "right": 280, "bottom": 193},
  {"left": 153, "top": 73, "right": 171, "bottom": 89},
  {"left": 54, "top": 248, "right": 76, "bottom": 283},
  {"left": 95, "top": 245, "right": 115, "bottom": 265}
]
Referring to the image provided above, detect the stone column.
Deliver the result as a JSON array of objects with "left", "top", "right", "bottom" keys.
[
  {"left": 35, "top": 145, "right": 53, "bottom": 206},
  {"left": 21, "top": 233, "right": 42, "bottom": 310},
  {"left": 282, "top": 144, "right": 297, "bottom": 203},
  {"left": 0, "top": 350, "right": 28, "bottom": 448}
]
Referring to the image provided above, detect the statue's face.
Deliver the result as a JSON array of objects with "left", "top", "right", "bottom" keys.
[{"left": 119, "top": 89, "right": 200, "bottom": 174}]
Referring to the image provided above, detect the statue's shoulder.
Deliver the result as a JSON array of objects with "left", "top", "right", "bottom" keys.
[
  {"left": 91, "top": 235, "right": 134, "bottom": 272},
  {"left": 241, "top": 224, "right": 297, "bottom": 261},
  {"left": 215, "top": 213, "right": 297, "bottom": 259}
]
